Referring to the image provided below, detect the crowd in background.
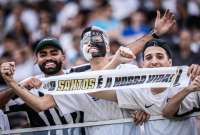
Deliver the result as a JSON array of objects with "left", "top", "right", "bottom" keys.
[
  {"left": 0, "top": 0, "right": 200, "bottom": 133},
  {"left": 0, "top": 0, "right": 200, "bottom": 88}
]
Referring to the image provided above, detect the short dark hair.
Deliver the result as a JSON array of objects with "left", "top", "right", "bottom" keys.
[
  {"left": 142, "top": 39, "right": 172, "bottom": 59},
  {"left": 34, "top": 38, "right": 64, "bottom": 54}
]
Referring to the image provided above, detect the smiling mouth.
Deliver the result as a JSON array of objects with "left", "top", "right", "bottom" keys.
[
  {"left": 44, "top": 62, "right": 56, "bottom": 68},
  {"left": 88, "top": 47, "right": 99, "bottom": 53}
]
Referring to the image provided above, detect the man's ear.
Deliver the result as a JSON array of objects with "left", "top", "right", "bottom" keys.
[
  {"left": 33, "top": 55, "right": 38, "bottom": 64},
  {"left": 61, "top": 54, "right": 65, "bottom": 62},
  {"left": 169, "top": 59, "right": 172, "bottom": 66}
]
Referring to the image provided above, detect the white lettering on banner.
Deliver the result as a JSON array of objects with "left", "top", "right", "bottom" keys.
[{"left": 40, "top": 66, "right": 190, "bottom": 95}]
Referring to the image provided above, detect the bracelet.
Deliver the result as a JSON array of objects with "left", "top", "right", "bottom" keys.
[{"left": 151, "top": 30, "right": 160, "bottom": 39}]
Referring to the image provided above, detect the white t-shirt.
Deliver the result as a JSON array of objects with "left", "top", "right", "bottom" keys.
[
  {"left": 53, "top": 64, "right": 141, "bottom": 135},
  {"left": 116, "top": 87, "right": 198, "bottom": 135},
  {"left": 0, "top": 110, "right": 10, "bottom": 130},
  {"left": 176, "top": 92, "right": 200, "bottom": 116}
]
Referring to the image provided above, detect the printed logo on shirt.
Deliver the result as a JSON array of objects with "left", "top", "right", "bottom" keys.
[{"left": 145, "top": 104, "right": 154, "bottom": 108}]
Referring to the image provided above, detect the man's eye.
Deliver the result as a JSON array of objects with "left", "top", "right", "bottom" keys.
[
  {"left": 39, "top": 54, "right": 46, "bottom": 57},
  {"left": 91, "top": 36, "right": 103, "bottom": 42},
  {"left": 157, "top": 55, "right": 163, "bottom": 59},
  {"left": 82, "top": 37, "right": 90, "bottom": 44},
  {"left": 145, "top": 56, "right": 151, "bottom": 60}
]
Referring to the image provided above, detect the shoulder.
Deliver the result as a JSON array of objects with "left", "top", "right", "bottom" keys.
[{"left": 68, "top": 63, "right": 91, "bottom": 73}]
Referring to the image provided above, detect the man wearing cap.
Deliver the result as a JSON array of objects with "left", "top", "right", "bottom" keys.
[
  {"left": 88, "top": 38, "right": 200, "bottom": 135},
  {"left": 0, "top": 38, "right": 84, "bottom": 134}
]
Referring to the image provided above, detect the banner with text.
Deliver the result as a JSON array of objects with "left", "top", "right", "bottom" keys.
[{"left": 40, "top": 66, "right": 190, "bottom": 95}]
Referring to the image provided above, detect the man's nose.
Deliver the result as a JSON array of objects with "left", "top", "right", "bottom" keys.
[
  {"left": 151, "top": 57, "right": 159, "bottom": 66},
  {"left": 44, "top": 54, "right": 54, "bottom": 60}
]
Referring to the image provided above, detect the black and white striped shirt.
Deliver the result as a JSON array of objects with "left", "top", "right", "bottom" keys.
[{"left": 3, "top": 70, "right": 84, "bottom": 129}]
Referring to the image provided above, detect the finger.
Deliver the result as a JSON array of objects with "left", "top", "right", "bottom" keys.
[
  {"left": 191, "top": 65, "right": 198, "bottom": 80},
  {"left": 120, "top": 58, "right": 133, "bottom": 64},
  {"left": 156, "top": 10, "right": 160, "bottom": 20},
  {"left": 163, "top": 9, "right": 169, "bottom": 18},
  {"left": 130, "top": 113, "right": 136, "bottom": 122},
  {"left": 138, "top": 112, "right": 145, "bottom": 125},
  {"left": 2, "top": 66, "right": 12, "bottom": 75},
  {"left": 3, "top": 69, "right": 12, "bottom": 76},
  {"left": 124, "top": 53, "right": 133, "bottom": 59},
  {"left": 140, "top": 112, "right": 149, "bottom": 125},
  {"left": 195, "top": 77, "right": 200, "bottom": 84},
  {"left": 146, "top": 113, "right": 150, "bottom": 121},
  {"left": 33, "top": 79, "right": 42, "bottom": 88},
  {"left": 135, "top": 112, "right": 143, "bottom": 125},
  {"left": 169, "top": 13, "right": 175, "bottom": 22},
  {"left": 167, "top": 12, "right": 173, "bottom": 20},
  {"left": 9, "top": 62, "right": 15, "bottom": 67},
  {"left": 196, "top": 81, "right": 200, "bottom": 89},
  {"left": 188, "top": 64, "right": 195, "bottom": 77},
  {"left": 196, "top": 67, "right": 200, "bottom": 76},
  {"left": 134, "top": 112, "right": 139, "bottom": 124},
  {"left": 120, "top": 50, "right": 131, "bottom": 58}
]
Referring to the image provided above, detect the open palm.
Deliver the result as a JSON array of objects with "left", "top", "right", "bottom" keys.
[{"left": 154, "top": 9, "right": 176, "bottom": 36}]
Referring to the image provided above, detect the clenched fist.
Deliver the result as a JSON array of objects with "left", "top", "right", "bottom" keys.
[{"left": 0, "top": 62, "right": 15, "bottom": 82}]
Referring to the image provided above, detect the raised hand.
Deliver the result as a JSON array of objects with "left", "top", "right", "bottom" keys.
[
  {"left": 187, "top": 76, "right": 200, "bottom": 92},
  {"left": 153, "top": 9, "right": 176, "bottom": 36},
  {"left": 187, "top": 64, "right": 200, "bottom": 81},
  {"left": 0, "top": 62, "right": 15, "bottom": 82},
  {"left": 113, "top": 46, "right": 136, "bottom": 64}
]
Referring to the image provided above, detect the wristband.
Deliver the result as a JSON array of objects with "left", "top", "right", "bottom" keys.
[{"left": 151, "top": 30, "right": 160, "bottom": 39}]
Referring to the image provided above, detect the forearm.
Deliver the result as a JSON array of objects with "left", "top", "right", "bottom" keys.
[
  {"left": 126, "top": 33, "right": 154, "bottom": 55},
  {"left": 89, "top": 90, "right": 118, "bottom": 102},
  {"left": 162, "top": 88, "right": 191, "bottom": 118},
  {"left": 6, "top": 79, "right": 53, "bottom": 112},
  {"left": 103, "top": 57, "right": 120, "bottom": 70},
  {"left": 0, "top": 88, "right": 15, "bottom": 108}
]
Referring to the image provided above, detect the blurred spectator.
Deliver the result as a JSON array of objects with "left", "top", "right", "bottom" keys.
[
  {"left": 0, "top": 34, "right": 20, "bottom": 61},
  {"left": 4, "top": 3, "right": 24, "bottom": 33},
  {"left": 89, "top": 1, "right": 121, "bottom": 36},
  {"left": 191, "top": 29, "right": 200, "bottom": 54},
  {"left": 20, "top": 2, "right": 39, "bottom": 33},
  {"left": 32, "top": 21, "right": 52, "bottom": 42},
  {"left": 110, "top": 0, "right": 139, "bottom": 20},
  {"left": 6, "top": 18, "right": 30, "bottom": 46},
  {"left": 12, "top": 47, "right": 34, "bottom": 82},
  {"left": 56, "top": 0, "right": 79, "bottom": 28},
  {"left": 0, "top": 5, "right": 4, "bottom": 42},
  {"left": 121, "top": 10, "right": 151, "bottom": 41},
  {"left": 172, "top": 30, "right": 200, "bottom": 66}
]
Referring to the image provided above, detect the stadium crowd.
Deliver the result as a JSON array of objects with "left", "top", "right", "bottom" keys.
[{"left": 0, "top": 0, "right": 200, "bottom": 134}]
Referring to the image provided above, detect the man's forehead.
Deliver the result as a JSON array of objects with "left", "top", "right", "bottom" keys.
[
  {"left": 144, "top": 46, "right": 167, "bottom": 56},
  {"left": 38, "top": 46, "right": 60, "bottom": 53}
]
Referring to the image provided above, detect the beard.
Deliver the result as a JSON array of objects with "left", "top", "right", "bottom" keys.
[
  {"left": 39, "top": 60, "right": 62, "bottom": 75},
  {"left": 82, "top": 43, "right": 107, "bottom": 61}
]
